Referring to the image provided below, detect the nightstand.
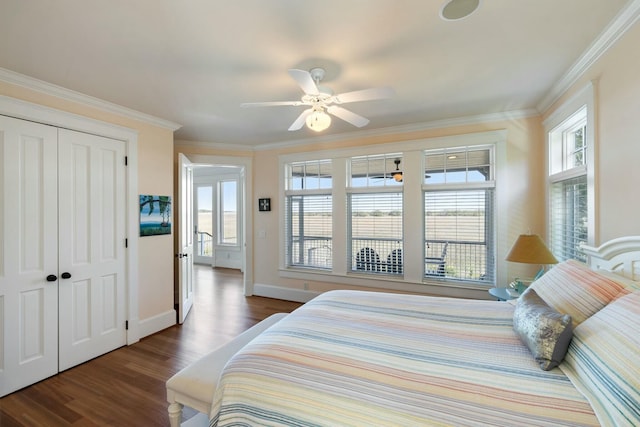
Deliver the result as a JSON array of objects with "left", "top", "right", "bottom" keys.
[{"left": 489, "top": 287, "right": 520, "bottom": 301}]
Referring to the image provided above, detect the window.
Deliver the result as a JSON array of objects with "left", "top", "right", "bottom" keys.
[
  {"left": 279, "top": 130, "right": 506, "bottom": 290},
  {"left": 196, "top": 185, "right": 214, "bottom": 256},
  {"left": 547, "top": 98, "right": 593, "bottom": 262},
  {"left": 348, "top": 154, "right": 403, "bottom": 274},
  {"left": 423, "top": 146, "right": 495, "bottom": 283},
  {"left": 284, "top": 160, "right": 332, "bottom": 269},
  {"left": 219, "top": 180, "right": 238, "bottom": 245}
]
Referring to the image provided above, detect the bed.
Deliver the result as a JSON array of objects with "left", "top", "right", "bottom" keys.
[{"left": 169, "top": 236, "right": 640, "bottom": 426}]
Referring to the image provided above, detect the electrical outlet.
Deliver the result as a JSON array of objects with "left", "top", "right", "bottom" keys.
[{"left": 303, "top": 282, "right": 309, "bottom": 290}]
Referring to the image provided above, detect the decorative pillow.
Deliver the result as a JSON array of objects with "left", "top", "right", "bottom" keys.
[
  {"left": 593, "top": 268, "right": 640, "bottom": 293},
  {"left": 529, "top": 259, "right": 626, "bottom": 327},
  {"left": 512, "top": 288, "right": 573, "bottom": 371},
  {"left": 560, "top": 291, "right": 640, "bottom": 426}
]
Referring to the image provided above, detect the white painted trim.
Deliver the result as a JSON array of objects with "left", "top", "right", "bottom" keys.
[
  {"left": 537, "top": 0, "right": 640, "bottom": 113},
  {"left": 137, "top": 309, "right": 177, "bottom": 340},
  {"left": 543, "top": 82, "right": 597, "bottom": 247},
  {"left": 0, "top": 95, "right": 141, "bottom": 345},
  {"left": 175, "top": 111, "right": 532, "bottom": 152},
  {"left": 542, "top": 82, "right": 594, "bottom": 130},
  {"left": 0, "top": 67, "right": 182, "bottom": 131},
  {"left": 278, "top": 129, "right": 508, "bottom": 162},
  {"left": 253, "top": 283, "right": 320, "bottom": 303}
]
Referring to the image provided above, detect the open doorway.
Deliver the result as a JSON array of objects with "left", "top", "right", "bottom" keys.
[
  {"left": 177, "top": 153, "right": 254, "bottom": 319},
  {"left": 193, "top": 166, "right": 243, "bottom": 270}
]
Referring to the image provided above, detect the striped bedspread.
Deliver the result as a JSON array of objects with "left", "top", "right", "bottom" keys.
[{"left": 210, "top": 290, "right": 598, "bottom": 426}]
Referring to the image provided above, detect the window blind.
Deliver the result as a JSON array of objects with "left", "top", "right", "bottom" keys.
[
  {"left": 550, "top": 175, "right": 587, "bottom": 262},
  {"left": 348, "top": 192, "right": 403, "bottom": 273},
  {"left": 285, "top": 194, "right": 332, "bottom": 269},
  {"left": 424, "top": 189, "right": 494, "bottom": 282}
]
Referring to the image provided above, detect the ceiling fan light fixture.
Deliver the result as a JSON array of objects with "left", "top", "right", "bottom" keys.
[{"left": 306, "top": 109, "right": 331, "bottom": 132}]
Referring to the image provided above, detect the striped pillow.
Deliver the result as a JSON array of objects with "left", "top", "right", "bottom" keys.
[
  {"left": 529, "top": 260, "right": 626, "bottom": 327},
  {"left": 560, "top": 291, "right": 640, "bottom": 426}
]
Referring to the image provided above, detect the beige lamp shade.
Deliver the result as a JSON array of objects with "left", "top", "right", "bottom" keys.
[{"left": 505, "top": 234, "right": 558, "bottom": 265}]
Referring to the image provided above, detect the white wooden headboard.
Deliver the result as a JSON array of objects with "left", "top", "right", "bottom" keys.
[{"left": 582, "top": 236, "right": 640, "bottom": 281}]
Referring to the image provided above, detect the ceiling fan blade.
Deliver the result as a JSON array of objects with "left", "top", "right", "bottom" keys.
[
  {"left": 332, "top": 86, "right": 394, "bottom": 104},
  {"left": 327, "top": 105, "right": 369, "bottom": 128},
  {"left": 288, "top": 69, "right": 319, "bottom": 95},
  {"left": 241, "top": 101, "right": 302, "bottom": 107},
  {"left": 288, "top": 108, "right": 313, "bottom": 131}
]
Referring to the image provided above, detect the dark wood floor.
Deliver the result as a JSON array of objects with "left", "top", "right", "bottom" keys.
[{"left": 0, "top": 266, "right": 302, "bottom": 426}]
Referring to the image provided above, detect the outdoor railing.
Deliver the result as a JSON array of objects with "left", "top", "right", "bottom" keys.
[
  {"left": 289, "top": 236, "right": 333, "bottom": 269},
  {"left": 288, "top": 236, "right": 492, "bottom": 282},
  {"left": 425, "top": 240, "right": 491, "bottom": 282},
  {"left": 197, "top": 231, "right": 214, "bottom": 256}
]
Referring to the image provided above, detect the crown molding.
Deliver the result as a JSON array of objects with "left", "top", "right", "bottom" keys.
[
  {"left": 536, "top": 0, "right": 640, "bottom": 113},
  {"left": 0, "top": 67, "right": 182, "bottom": 131},
  {"left": 175, "top": 109, "right": 535, "bottom": 152},
  {"left": 252, "top": 108, "right": 538, "bottom": 151}
]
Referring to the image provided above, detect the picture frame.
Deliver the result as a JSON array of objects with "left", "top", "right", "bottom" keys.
[
  {"left": 139, "top": 195, "right": 172, "bottom": 236},
  {"left": 258, "top": 198, "right": 271, "bottom": 212}
]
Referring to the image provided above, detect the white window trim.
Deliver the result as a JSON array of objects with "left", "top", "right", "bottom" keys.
[
  {"left": 218, "top": 178, "right": 240, "bottom": 247},
  {"left": 422, "top": 144, "right": 497, "bottom": 284},
  {"left": 543, "top": 81, "right": 597, "bottom": 247},
  {"left": 279, "top": 130, "right": 508, "bottom": 293}
]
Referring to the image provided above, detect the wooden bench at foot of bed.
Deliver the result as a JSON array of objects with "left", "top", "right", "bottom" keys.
[{"left": 166, "top": 313, "right": 289, "bottom": 427}]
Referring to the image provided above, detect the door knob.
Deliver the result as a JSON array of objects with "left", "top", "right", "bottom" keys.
[
  {"left": 61, "top": 272, "right": 72, "bottom": 279},
  {"left": 46, "top": 274, "right": 57, "bottom": 282}
]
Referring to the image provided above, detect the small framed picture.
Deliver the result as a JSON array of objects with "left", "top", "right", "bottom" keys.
[{"left": 258, "top": 198, "right": 271, "bottom": 212}]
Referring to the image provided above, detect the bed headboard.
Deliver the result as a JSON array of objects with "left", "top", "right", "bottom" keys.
[{"left": 582, "top": 236, "right": 640, "bottom": 281}]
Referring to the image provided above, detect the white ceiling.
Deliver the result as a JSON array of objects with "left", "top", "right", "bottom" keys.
[{"left": 0, "top": 0, "right": 633, "bottom": 148}]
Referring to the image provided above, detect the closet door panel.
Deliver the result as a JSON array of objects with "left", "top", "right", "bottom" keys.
[
  {"left": 58, "top": 129, "right": 127, "bottom": 371},
  {"left": 0, "top": 115, "right": 58, "bottom": 397}
]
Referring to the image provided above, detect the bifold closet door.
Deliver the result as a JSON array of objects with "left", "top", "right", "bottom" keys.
[
  {"left": 0, "top": 116, "right": 59, "bottom": 397},
  {"left": 57, "top": 129, "right": 127, "bottom": 371}
]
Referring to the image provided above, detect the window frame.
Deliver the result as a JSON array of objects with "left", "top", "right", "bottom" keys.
[
  {"left": 347, "top": 153, "right": 405, "bottom": 276},
  {"left": 218, "top": 178, "right": 239, "bottom": 246},
  {"left": 278, "top": 130, "right": 508, "bottom": 292},
  {"left": 283, "top": 159, "right": 334, "bottom": 270},
  {"left": 544, "top": 82, "right": 596, "bottom": 259},
  {"left": 423, "top": 145, "right": 496, "bottom": 284}
]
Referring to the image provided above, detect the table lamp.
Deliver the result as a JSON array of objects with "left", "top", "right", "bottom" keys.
[{"left": 505, "top": 233, "right": 558, "bottom": 292}]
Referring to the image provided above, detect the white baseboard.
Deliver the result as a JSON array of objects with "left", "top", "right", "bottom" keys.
[
  {"left": 252, "top": 283, "right": 320, "bottom": 303},
  {"left": 137, "top": 309, "right": 176, "bottom": 340}
]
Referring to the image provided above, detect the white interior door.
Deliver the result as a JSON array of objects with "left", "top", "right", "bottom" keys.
[
  {"left": 57, "top": 129, "right": 127, "bottom": 371},
  {"left": 0, "top": 116, "right": 59, "bottom": 397},
  {"left": 178, "top": 153, "right": 194, "bottom": 323}
]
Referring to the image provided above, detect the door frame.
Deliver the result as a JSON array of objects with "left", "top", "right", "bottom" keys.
[
  {"left": 0, "top": 95, "right": 141, "bottom": 344},
  {"left": 181, "top": 154, "right": 253, "bottom": 295}
]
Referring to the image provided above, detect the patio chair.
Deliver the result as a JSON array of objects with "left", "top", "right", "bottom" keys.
[
  {"left": 425, "top": 242, "right": 448, "bottom": 276},
  {"left": 386, "top": 249, "right": 403, "bottom": 274},
  {"left": 356, "top": 247, "right": 381, "bottom": 272}
]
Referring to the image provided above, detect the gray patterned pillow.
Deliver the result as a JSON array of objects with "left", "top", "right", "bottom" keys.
[{"left": 513, "top": 288, "right": 573, "bottom": 370}]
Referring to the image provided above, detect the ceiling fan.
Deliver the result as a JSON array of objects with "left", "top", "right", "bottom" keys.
[
  {"left": 371, "top": 158, "right": 430, "bottom": 183},
  {"left": 372, "top": 158, "right": 404, "bottom": 182},
  {"left": 241, "top": 68, "right": 394, "bottom": 132}
]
